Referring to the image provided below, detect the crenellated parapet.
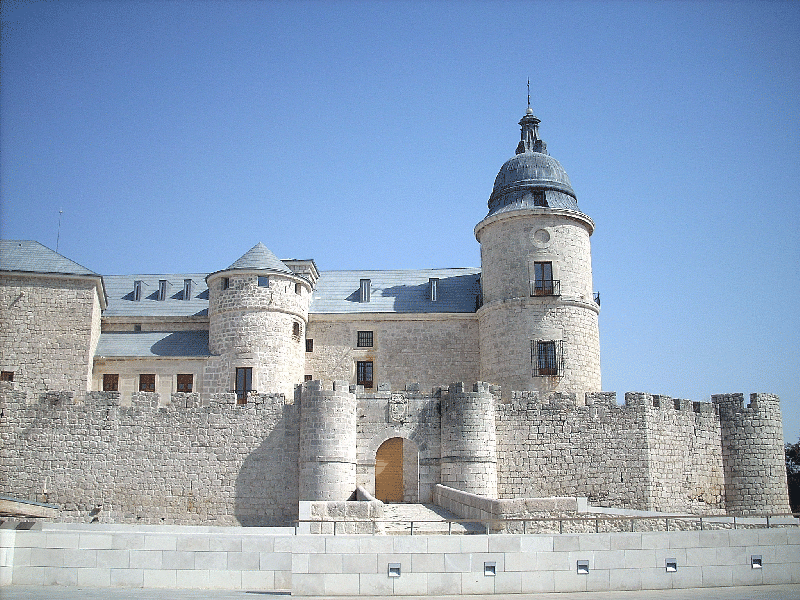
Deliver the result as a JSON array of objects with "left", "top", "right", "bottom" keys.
[{"left": 713, "top": 393, "right": 790, "bottom": 515}]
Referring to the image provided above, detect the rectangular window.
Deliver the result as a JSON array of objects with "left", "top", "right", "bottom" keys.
[
  {"left": 306, "top": 339, "right": 314, "bottom": 352},
  {"left": 222, "top": 277, "right": 230, "bottom": 290},
  {"left": 183, "top": 279, "right": 192, "bottom": 300},
  {"left": 102, "top": 373, "right": 118, "bottom": 391},
  {"left": 258, "top": 276, "right": 269, "bottom": 287},
  {"left": 533, "top": 190, "right": 547, "bottom": 207},
  {"left": 177, "top": 374, "right": 193, "bottom": 393},
  {"left": 356, "top": 361, "right": 373, "bottom": 389},
  {"left": 357, "top": 330, "right": 373, "bottom": 347},
  {"left": 429, "top": 278, "right": 439, "bottom": 302},
  {"left": 133, "top": 280, "right": 143, "bottom": 301},
  {"left": 304, "top": 374, "right": 313, "bottom": 382},
  {"left": 532, "top": 341, "right": 563, "bottom": 377},
  {"left": 1, "top": 371, "right": 15, "bottom": 382},
  {"left": 359, "top": 279, "right": 371, "bottom": 303},
  {"left": 292, "top": 322, "right": 302, "bottom": 341},
  {"left": 157, "top": 280, "right": 169, "bottom": 301},
  {"left": 532, "top": 262, "right": 559, "bottom": 296},
  {"left": 295, "top": 282, "right": 302, "bottom": 295},
  {"left": 139, "top": 374, "right": 156, "bottom": 392},
  {"left": 235, "top": 367, "right": 252, "bottom": 404}
]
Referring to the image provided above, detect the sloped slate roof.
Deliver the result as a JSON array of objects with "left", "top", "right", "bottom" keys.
[
  {"left": 310, "top": 268, "right": 481, "bottom": 314},
  {"left": 0, "top": 240, "right": 98, "bottom": 276},
  {"left": 102, "top": 274, "right": 209, "bottom": 317},
  {"left": 226, "top": 242, "right": 292, "bottom": 274},
  {"left": 95, "top": 331, "right": 210, "bottom": 357}
]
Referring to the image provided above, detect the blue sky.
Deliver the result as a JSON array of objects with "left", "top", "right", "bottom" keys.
[{"left": 2, "top": 0, "right": 799, "bottom": 440}]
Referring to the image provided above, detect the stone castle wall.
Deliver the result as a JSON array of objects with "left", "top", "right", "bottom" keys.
[
  {"left": 0, "top": 384, "right": 299, "bottom": 526},
  {"left": 0, "top": 381, "right": 790, "bottom": 525},
  {"left": 0, "top": 274, "right": 101, "bottom": 393}
]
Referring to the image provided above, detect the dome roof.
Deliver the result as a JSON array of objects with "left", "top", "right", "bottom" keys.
[{"left": 487, "top": 111, "right": 581, "bottom": 216}]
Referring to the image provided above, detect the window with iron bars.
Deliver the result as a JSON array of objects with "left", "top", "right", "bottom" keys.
[
  {"left": 531, "top": 340, "right": 564, "bottom": 377},
  {"left": 357, "top": 330, "right": 373, "bottom": 347}
]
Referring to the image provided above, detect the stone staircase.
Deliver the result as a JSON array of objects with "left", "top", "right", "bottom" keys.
[{"left": 379, "top": 503, "right": 484, "bottom": 535}]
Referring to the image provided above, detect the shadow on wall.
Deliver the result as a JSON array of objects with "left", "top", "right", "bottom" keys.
[
  {"left": 344, "top": 273, "right": 481, "bottom": 313},
  {"left": 234, "top": 402, "right": 300, "bottom": 527}
]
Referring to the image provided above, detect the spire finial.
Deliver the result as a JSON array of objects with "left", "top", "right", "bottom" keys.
[{"left": 527, "top": 79, "right": 532, "bottom": 114}]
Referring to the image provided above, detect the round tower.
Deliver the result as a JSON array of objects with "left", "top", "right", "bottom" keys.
[
  {"left": 299, "top": 380, "right": 357, "bottom": 500},
  {"left": 205, "top": 243, "right": 314, "bottom": 399},
  {"left": 475, "top": 108, "right": 600, "bottom": 397},
  {"left": 440, "top": 382, "right": 497, "bottom": 497}
]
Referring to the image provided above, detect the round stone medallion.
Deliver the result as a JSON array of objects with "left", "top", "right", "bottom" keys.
[{"left": 532, "top": 228, "right": 552, "bottom": 248}]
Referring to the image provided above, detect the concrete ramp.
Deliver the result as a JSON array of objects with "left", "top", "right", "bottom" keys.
[{"left": 380, "top": 503, "right": 484, "bottom": 534}]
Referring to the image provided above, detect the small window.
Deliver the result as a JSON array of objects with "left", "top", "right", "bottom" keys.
[
  {"left": 139, "top": 374, "right": 156, "bottom": 392},
  {"left": 258, "top": 276, "right": 269, "bottom": 287},
  {"left": 157, "top": 280, "right": 168, "bottom": 301},
  {"left": 359, "top": 279, "right": 371, "bottom": 303},
  {"left": 295, "top": 282, "right": 302, "bottom": 295},
  {"left": 183, "top": 279, "right": 192, "bottom": 300},
  {"left": 532, "top": 340, "right": 563, "bottom": 377},
  {"left": 292, "top": 322, "right": 302, "bottom": 341},
  {"left": 356, "top": 361, "right": 373, "bottom": 389},
  {"left": 533, "top": 190, "right": 547, "bottom": 207},
  {"left": 102, "top": 373, "right": 118, "bottom": 392},
  {"left": 1, "top": 371, "right": 15, "bottom": 382},
  {"left": 235, "top": 367, "right": 252, "bottom": 404},
  {"left": 357, "top": 331, "right": 373, "bottom": 347},
  {"left": 133, "top": 280, "right": 143, "bottom": 301},
  {"left": 304, "top": 374, "right": 313, "bottom": 381},
  {"left": 306, "top": 339, "right": 314, "bottom": 352},
  {"left": 177, "top": 374, "right": 193, "bottom": 393},
  {"left": 222, "top": 277, "right": 230, "bottom": 290},
  {"left": 429, "top": 278, "right": 439, "bottom": 302},
  {"left": 134, "top": 324, "right": 142, "bottom": 332}
]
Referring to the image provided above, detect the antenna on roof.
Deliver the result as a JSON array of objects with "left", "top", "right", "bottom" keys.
[
  {"left": 527, "top": 78, "right": 531, "bottom": 111},
  {"left": 56, "top": 208, "right": 63, "bottom": 252}
]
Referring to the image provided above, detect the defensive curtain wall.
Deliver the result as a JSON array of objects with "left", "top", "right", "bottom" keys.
[{"left": 0, "top": 380, "right": 790, "bottom": 526}]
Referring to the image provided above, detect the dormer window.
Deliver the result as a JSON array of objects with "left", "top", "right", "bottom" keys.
[
  {"left": 429, "top": 278, "right": 439, "bottom": 302},
  {"left": 157, "top": 280, "right": 169, "bottom": 301},
  {"left": 183, "top": 279, "right": 192, "bottom": 300},
  {"left": 533, "top": 191, "right": 547, "bottom": 207},
  {"left": 359, "top": 279, "right": 371, "bottom": 303},
  {"left": 133, "top": 280, "right": 143, "bottom": 301}
]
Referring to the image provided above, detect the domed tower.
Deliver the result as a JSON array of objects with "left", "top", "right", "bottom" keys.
[
  {"left": 205, "top": 243, "right": 313, "bottom": 399},
  {"left": 475, "top": 108, "right": 600, "bottom": 396}
]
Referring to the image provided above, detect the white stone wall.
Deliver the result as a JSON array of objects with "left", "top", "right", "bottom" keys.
[
  {"left": 0, "top": 387, "right": 299, "bottom": 526},
  {"left": 305, "top": 314, "right": 479, "bottom": 392},
  {"left": 0, "top": 274, "right": 101, "bottom": 393}
]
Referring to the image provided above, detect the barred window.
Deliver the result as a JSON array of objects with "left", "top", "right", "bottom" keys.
[
  {"left": 357, "top": 330, "right": 373, "bottom": 348},
  {"left": 356, "top": 361, "right": 373, "bottom": 388},
  {"left": 177, "top": 374, "right": 193, "bottom": 393},
  {"left": 139, "top": 374, "right": 156, "bottom": 392},
  {"left": 102, "top": 373, "right": 118, "bottom": 391},
  {"left": 531, "top": 340, "right": 563, "bottom": 377}
]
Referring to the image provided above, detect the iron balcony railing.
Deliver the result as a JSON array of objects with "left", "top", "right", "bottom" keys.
[{"left": 531, "top": 279, "right": 561, "bottom": 297}]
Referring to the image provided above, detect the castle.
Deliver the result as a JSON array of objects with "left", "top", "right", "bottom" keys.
[{"left": 0, "top": 109, "right": 790, "bottom": 525}]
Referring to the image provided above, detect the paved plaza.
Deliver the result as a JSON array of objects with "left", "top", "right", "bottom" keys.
[{"left": 3, "top": 584, "right": 800, "bottom": 600}]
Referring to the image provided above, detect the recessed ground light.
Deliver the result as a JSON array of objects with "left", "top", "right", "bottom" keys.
[
  {"left": 751, "top": 555, "right": 762, "bottom": 569},
  {"left": 388, "top": 563, "right": 401, "bottom": 578},
  {"left": 484, "top": 562, "right": 496, "bottom": 576},
  {"left": 576, "top": 560, "right": 589, "bottom": 574},
  {"left": 666, "top": 559, "right": 677, "bottom": 572}
]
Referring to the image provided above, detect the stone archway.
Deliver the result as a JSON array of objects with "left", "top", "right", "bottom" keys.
[{"left": 374, "top": 437, "right": 419, "bottom": 503}]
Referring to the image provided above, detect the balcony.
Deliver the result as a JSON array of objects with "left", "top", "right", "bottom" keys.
[{"left": 531, "top": 280, "right": 561, "bottom": 297}]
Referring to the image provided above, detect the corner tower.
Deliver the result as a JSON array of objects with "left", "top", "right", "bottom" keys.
[
  {"left": 205, "top": 243, "right": 313, "bottom": 399},
  {"left": 475, "top": 108, "right": 600, "bottom": 396}
]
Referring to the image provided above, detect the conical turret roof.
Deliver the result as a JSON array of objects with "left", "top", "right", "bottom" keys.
[{"left": 226, "top": 242, "right": 292, "bottom": 274}]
